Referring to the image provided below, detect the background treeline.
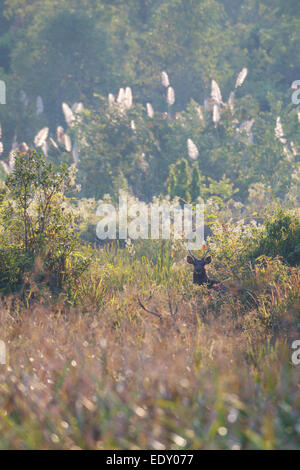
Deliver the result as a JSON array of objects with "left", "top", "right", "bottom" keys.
[
  {"left": 0, "top": 1, "right": 299, "bottom": 450},
  {"left": 0, "top": 0, "right": 299, "bottom": 205}
]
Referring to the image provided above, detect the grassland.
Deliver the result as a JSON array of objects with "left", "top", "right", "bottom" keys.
[{"left": 0, "top": 238, "right": 299, "bottom": 450}]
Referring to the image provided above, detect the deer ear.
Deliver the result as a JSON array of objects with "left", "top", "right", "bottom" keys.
[
  {"left": 204, "top": 256, "right": 212, "bottom": 264},
  {"left": 187, "top": 255, "right": 195, "bottom": 265}
]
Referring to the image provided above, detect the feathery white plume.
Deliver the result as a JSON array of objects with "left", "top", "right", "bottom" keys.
[
  {"left": 62, "top": 102, "right": 75, "bottom": 126},
  {"left": 212, "top": 104, "right": 220, "bottom": 126},
  {"left": 72, "top": 142, "right": 80, "bottom": 164},
  {"left": 290, "top": 141, "right": 297, "bottom": 157},
  {"left": 0, "top": 123, "right": 2, "bottom": 154},
  {"left": 235, "top": 68, "right": 248, "bottom": 88},
  {"left": 161, "top": 71, "right": 170, "bottom": 88},
  {"left": 211, "top": 80, "right": 222, "bottom": 105},
  {"left": 19, "top": 142, "right": 29, "bottom": 153},
  {"left": 167, "top": 86, "right": 175, "bottom": 106},
  {"left": 64, "top": 134, "right": 72, "bottom": 152},
  {"left": 228, "top": 91, "right": 235, "bottom": 113},
  {"left": 11, "top": 134, "right": 18, "bottom": 152},
  {"left": 36, "top": 96, "right": 44, "bottom": 115},
  {"left": 187, "top": 139, "right": 199, "bottom": 160},
  {"left": 146, "top": 102, "right": 154, "bottom": 118},
  {"left": 6, "top": 135, "right": 18, "bottom": 172},
  {"left": 34, "top": 127, "right": 49, "bottom": 147},
  {"left": 283, "top": 146, "right": 293, "bottom": 162},
  {"left": 275, "top": 117, "right": 286, "bottom": 144},
  {"left": 197, "top": 106, "right": 204, "bottom": 121},
  {"left": 130, "top": 120, "right": 136, "bottom": 131},
  {"left": 8, "top": 151, "right": 15, "bottom": 171},
  {"left": 71, "top": 102, "right": 79, "bottom": 112},
  {"left": 239, "top": 119, "right": 255, "bottom": 133},
  {"left": 50, "top": 137, "right": 58, "bottom": 149},
  {"left": 117, "top": 88, "right": 125, "bottom": 105},
  {"left": 57, "top": 126, "right": 65, "bottom": 146},
  {"left": 72, "top": 102, "right": 84, "bottom": 114},
  {"left": 124, "top": 87, "right": 133, "bottom": 108},
  {"left": 238, "top": 119, "right": 254, "bottom": 143},
  {"left": 41, "top": 140, "right": 48, "bottom": 157},
  {"left": 282, "top": 141, "right": 297, "bottom": 162},
  {"left": 108, "top": 93, "right": 115, "bottom": 107},
  {"left": 0, "top": 161, "right": 9, "bottom": 174}
]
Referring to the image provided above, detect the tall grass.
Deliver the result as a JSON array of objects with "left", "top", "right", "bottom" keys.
[{"left": 0, "top": 240, "right": 299, "bottom": 449}]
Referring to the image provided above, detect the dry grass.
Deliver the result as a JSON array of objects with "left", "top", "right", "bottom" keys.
[{"left": 0, "top": 245, "right": 299, "bottom": 450}]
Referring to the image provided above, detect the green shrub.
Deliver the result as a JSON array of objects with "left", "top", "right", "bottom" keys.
[
  {"left": 0, "top": 150, "right": 89, "bottom": 295},
  {"left": 253, "top": 210, "right": 300, "bottom": 266},
  {"left": 0, "top": 247, "right": 33, "bottom": 291}
]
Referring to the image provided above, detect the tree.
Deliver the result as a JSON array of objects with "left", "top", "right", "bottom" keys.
[
  {"left": 167, "top": 158, "right": 191, "bottom": 203},
  {"left": 6, "top": 150, "right": 72, "bottom": 252},
  {"left": 252, "top": 209, "right": 300, "bottom": 266},
  {"left": 0, "top": 0, "right": 12, "bottom": 72},
  {"left": 2, "top": 149, "right": 88, "bottom": 292},
  {"left": 190, "top": 165, "right": 203, "bottom": 202},
  {"left": 7, "top": 1, "right": 118, "bottom": 129}
]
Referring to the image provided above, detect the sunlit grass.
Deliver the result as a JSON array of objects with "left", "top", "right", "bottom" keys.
[{"left": 0, "top": 240, "right": 299, "bottom": 450}]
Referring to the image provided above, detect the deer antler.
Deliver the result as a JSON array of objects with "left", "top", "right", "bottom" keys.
[
  {"left": 201, "top": 248, "right": 210, "bottom": 259},
  {"left": 188, "top": 249, "right": 198, "bottom": 260},
  {"left": 188, "top": 247, "right": 210, "bottom": 260}
]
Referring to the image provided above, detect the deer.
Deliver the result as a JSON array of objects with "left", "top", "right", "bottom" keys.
[
  {"left": 186, "top": 248, "right": 226, "bottom": 292},
  {"left": 137, "top": 248, "right": 258, "bottom": 329},
  {"left": 137, "top": 249, "right": 225, "bottom": 327},
  {"left": 187, "top": 249, "right": 260, "bottom": 308}
]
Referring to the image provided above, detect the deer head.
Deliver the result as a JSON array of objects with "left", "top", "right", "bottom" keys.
[
  {"left": 187, "top": 248, "right": 212, "bottom": 286},
  {"left": 187, "top": 248, "right": 226, "bottom": 292}
]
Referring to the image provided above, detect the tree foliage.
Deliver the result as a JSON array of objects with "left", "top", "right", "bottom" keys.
[{"left": 1, "top": 150, "right": 88, "bottom": 293}]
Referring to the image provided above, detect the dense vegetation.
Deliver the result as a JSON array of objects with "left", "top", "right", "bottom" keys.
[
  {"left": 0, "top": 0, "right": 299, "bottom": 450},
  {"left": 0, "top": 0, "right": 300, "bottom": 205}
]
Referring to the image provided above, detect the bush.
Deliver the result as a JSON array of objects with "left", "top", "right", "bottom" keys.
[
  {"left": 253, "top": 210, "right": 300, "bottom": 266},
  {"left": 0, "top": 247, "right": 33, "bottom": 291},
  {"left": 0, "top": 150, "right": 89, "bottom": 295}
]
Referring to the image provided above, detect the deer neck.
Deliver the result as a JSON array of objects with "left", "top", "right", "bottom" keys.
[{"left": 193, "top": 271, "right": 209, "bottom": 285}]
